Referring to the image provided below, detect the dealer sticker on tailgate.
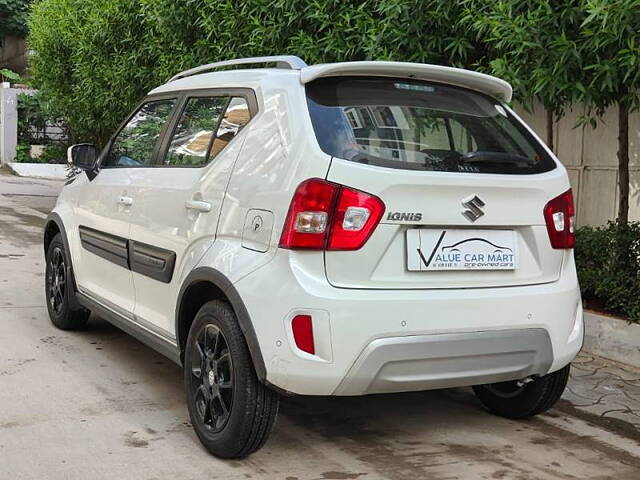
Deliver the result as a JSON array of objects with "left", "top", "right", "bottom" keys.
[{"left": 406, "top": 229, "right": 517, "bottom": 271}]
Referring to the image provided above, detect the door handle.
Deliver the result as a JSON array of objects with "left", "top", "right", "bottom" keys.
[
  {"left": 185, "top": 200, "right": 212, "bottom": 213},
  {"left": 117, "top": 196, "right": 134, "bottom": 206}
]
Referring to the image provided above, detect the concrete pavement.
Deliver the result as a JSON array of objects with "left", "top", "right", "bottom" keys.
[{"left": 1, "top": 169, "right": 639, "bottom": 479}]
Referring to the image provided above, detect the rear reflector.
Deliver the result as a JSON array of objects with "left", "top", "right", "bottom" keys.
[
  {"left": 291, "top": 315, "right": 315, "bottom": 354},
  {"left": 543, "top": 189, "right": 575, "bottom": 249},
  {"left": 279, "top": 178, "right": 385, "bottom": 250}
]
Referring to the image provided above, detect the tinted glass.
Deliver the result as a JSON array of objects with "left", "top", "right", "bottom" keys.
[
  {"left": 104, "top": 100, "right": 175, "bottom": 167},
  {"left": 210, "top": 97, "right": 252, "bottom": 158},
  {"left": 163, "top": 97, "right": 229, "bottom": 167},
  {"left": 306, "top": 77, "right": 556, "bottom": 175}
]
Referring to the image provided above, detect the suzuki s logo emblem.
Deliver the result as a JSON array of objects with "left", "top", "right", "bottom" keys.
[{"left": 462, "top": 195, "right": 485, "bottom": 222}]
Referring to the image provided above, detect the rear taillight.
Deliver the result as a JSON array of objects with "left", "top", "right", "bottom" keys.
[
  {"left": 543, "top": 188, "right": 575, "bottom": 249},
  {"left": 279, "top": 178, "right": 385, "bottom": 250}
]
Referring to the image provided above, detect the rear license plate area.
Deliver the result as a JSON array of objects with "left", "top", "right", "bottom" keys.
[{"left": 406, "top": 229, "right": 517, "bottom": 271}]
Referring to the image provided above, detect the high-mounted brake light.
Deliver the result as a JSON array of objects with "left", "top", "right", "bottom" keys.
[
  {"left": 543, "top": 189, "right": 575, "bottom": 249},
  {"left": 279, "top": 178, "right": 385, "bottom": 250}
]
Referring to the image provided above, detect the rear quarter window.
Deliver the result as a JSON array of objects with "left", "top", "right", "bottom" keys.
[{"left": 306, "top": 77, "right": 556, "bottom": 175}]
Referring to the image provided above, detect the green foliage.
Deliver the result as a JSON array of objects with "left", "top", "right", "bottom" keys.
[
  {"left": 14, "top": 143, "right": 65, "bottom": 163},
  {"left": 0, "top": 0, "right": 31, "bottom": 37},
  {"left": 38, "top": 143, "right": 68, "bottom": 163},
  {"left": 28, "top": 0, "right": 480, "bottom": 146},
  {"left": 16, "top": 92, "right": 69, "bottom": 163},
  {"left": 17, "top": 91, "right": 66, "bottom": 142},
  {"left": 463, "top": 1, "right": 585, "bottom": 118},
  {"left": 578, "top": 0, "right": 640, "bottom": 114},
  {"left": 0, "top": 68, "right": 21, "bottom": 82},
  {"left": 575, "top": 222, "right": 640, "bottom": 323},
  {"left": 14, "top": 143, "right": 32, "bottom": 163}
]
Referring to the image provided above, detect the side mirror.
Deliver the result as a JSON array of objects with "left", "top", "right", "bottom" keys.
[{"left": 67, "top": 144, "right": 98, "bottom": 180}]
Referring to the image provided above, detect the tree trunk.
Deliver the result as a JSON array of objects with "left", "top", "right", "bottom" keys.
[
  {"left": 546, "top": 108, "right": 554, "bottom": 152},
  {"left": 617, "top": 103, "right": 629, "bottom": 225}
]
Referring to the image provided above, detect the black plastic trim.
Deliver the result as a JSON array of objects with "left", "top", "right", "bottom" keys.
[
  {"left": 129, "top": 240, "right": 176, "bottom": 283},
  {"left": 77, "top": 292, "right": 181, "bottom": 365},
  {"left": 176, "top": 267, "right": 266, "bottom": 382},
  {"left": 79, "top": 226, "right": 129, "bottom": 269},
  {"left": 78, "top": 226, "right": 177, "bottom": 284}
]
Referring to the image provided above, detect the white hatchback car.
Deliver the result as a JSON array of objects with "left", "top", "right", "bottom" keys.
[{"left": 44, "top": 56, "right": 583, "bottom": 458}]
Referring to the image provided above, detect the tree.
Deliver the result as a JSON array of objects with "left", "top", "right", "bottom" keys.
[
  {"left": 29, "top": 0, "right": 487, "bottom": 146},
  {"left": 0, "top": 0, "right": 31, "bottom": 38},
  {"left": 578, "top": 0, "right": 640, "bottom": 225},
  {"left": 463, "top": 1, "right": 585, "bottom": 151},
  {"left": 29, "top": 0, "right": 158, "bottom": 145}
]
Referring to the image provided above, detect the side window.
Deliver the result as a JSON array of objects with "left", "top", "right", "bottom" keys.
[
  {"left": 163, "top": 97, "right": 228, "bottom": 167},
  {"left": 103, "top": 100, "right": 175, "bottom": 167},
  {"left": 163, "top": 96, "right": 252, "bottom": 167},
  {"left": 210, "top": 97, "right": 252, "bottom": 158}
]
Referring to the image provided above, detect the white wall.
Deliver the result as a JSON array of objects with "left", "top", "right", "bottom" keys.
[
  {"left": 0, "top": 85, "right": 36, "bottom": 165},
  {"left": 517, "top": 102, "right": 640, "bottom": 227},
  {"left": 0, "top": 84, "right": 18, "bottom": 165}
]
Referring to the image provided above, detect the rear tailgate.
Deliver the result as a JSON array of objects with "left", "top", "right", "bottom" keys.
[{"left": 325, "top": 158, "right": 568, "bottom": 289}]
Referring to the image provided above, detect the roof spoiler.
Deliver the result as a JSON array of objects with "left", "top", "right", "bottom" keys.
[
  {"left": 299, "top": 61, "right": 512, "bottom": 102},
  {"left": 168, "top": 57, "right": 512, "bottom": 103}
]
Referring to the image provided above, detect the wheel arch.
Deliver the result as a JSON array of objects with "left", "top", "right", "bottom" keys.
[
  {"left": 176, "top": 267, "right": 266, "bottom": 382},
  {"left": 44, "top": 213, "right": 65, "bottom": 255},
  {"left": 44, "top": 212, "right": 82, "bottom": 310}
]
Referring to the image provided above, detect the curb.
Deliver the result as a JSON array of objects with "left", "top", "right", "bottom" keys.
[
  {"left": 7, "top": 162, "right": 68, "bottom": 180},
  {"left": 583, "top": 310, "right": 640, "bottom": 369}
]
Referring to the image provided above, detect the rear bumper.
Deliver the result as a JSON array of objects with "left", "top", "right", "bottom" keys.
[
  {"left": 333, "top": 329, "right": 553, "bottom": 395},
  {"left": 234, "top": 250, "right": 583, "bottom": 396}
]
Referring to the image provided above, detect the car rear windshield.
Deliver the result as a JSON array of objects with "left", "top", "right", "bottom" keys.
[{"left": 306, "top": 77, "right": 556, "bottom": 175}]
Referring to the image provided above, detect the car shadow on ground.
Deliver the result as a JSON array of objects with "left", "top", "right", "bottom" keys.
[{"left": 72, "top": 315, "right": 492, "bottom": 440}]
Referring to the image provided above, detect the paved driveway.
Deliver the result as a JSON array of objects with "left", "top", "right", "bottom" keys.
[{"left": 1, "top": 170, "right": 639, "bottom": 479}]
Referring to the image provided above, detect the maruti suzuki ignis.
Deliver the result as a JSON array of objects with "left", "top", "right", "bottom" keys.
[{"left": 44, "top": 56, "right": 583, "bottom": 458}]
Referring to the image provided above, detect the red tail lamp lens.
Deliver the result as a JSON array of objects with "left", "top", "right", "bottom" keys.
[
  {"left": 279, "top": 178, "right": 385, "bottom": 251},
  {"left": 328, "top": 186, "right": 385, "bottom": 250},
  {"left": 543, "top": 188, "right": 575, "bottom": 249}
]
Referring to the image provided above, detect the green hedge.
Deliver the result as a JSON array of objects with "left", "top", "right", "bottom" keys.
[
  {"left": 28, "top": 0, "right": 482, "bottom": 146},
  {"left": 0, "top": 0, "right": 31, "bottom": 37},
  {"left": 575, "top": 222, "right": 640, "bottom": 323}
]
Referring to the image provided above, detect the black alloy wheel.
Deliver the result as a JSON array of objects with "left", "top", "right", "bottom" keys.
[
  {"left": 190, "top": 324, "right": 234, "bottom": 433},
  {"left": 184, "top": 300, "right": 279, "bottom": 458},
  {"left": 47, "top": 245, "right": 67, "bottom": 316},
  {"left": 44, "top": 233, "right": 90, "bottom": 330}
]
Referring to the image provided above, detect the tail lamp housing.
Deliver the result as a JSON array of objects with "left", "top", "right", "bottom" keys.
[
  {"left": 279, "top": 178, "right": 385, "bottom": 251},
  {"left": 543, "top": 188, "right": 575, "bottom": 249}
]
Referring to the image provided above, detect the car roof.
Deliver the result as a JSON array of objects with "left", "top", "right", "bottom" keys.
[{"left": 150, "top": 57, "right": 512, "bottom": 103}]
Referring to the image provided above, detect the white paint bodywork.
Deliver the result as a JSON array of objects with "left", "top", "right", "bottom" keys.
[
  {"left": 299, "top": 61, "right": 513, "bottom": 102},
  {"left": 52, "top": 60, "right": 582, "bottom": 396}
]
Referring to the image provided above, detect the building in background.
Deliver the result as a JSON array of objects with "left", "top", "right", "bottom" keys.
[{"left": 0, "top": 35, "right": 27, "bottom": 75}]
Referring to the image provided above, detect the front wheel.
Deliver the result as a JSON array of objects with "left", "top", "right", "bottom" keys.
[
  {"left": 473, "top": 364, "right": 570, "bottom": 419},
  {"left": 184, "top": 300, "right": 279, "bottom": 459},
  {"left": 45, "top": 233, "right": 90, "bottom": 330}
]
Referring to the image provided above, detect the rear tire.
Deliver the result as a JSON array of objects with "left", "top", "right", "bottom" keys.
[
  {"left": 184, "top": 300, "right": 279, "bottom": 459},
  {"left": 472, "top": 364, "right": 570, "bottom": 419},
  {"left": 45, "top": 233, "right": 90, "bottom": 330}
]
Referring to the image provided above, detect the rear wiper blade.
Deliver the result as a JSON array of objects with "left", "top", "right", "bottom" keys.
[{"left": 461, "top": 151, "right": 535, "bottom": 166}]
